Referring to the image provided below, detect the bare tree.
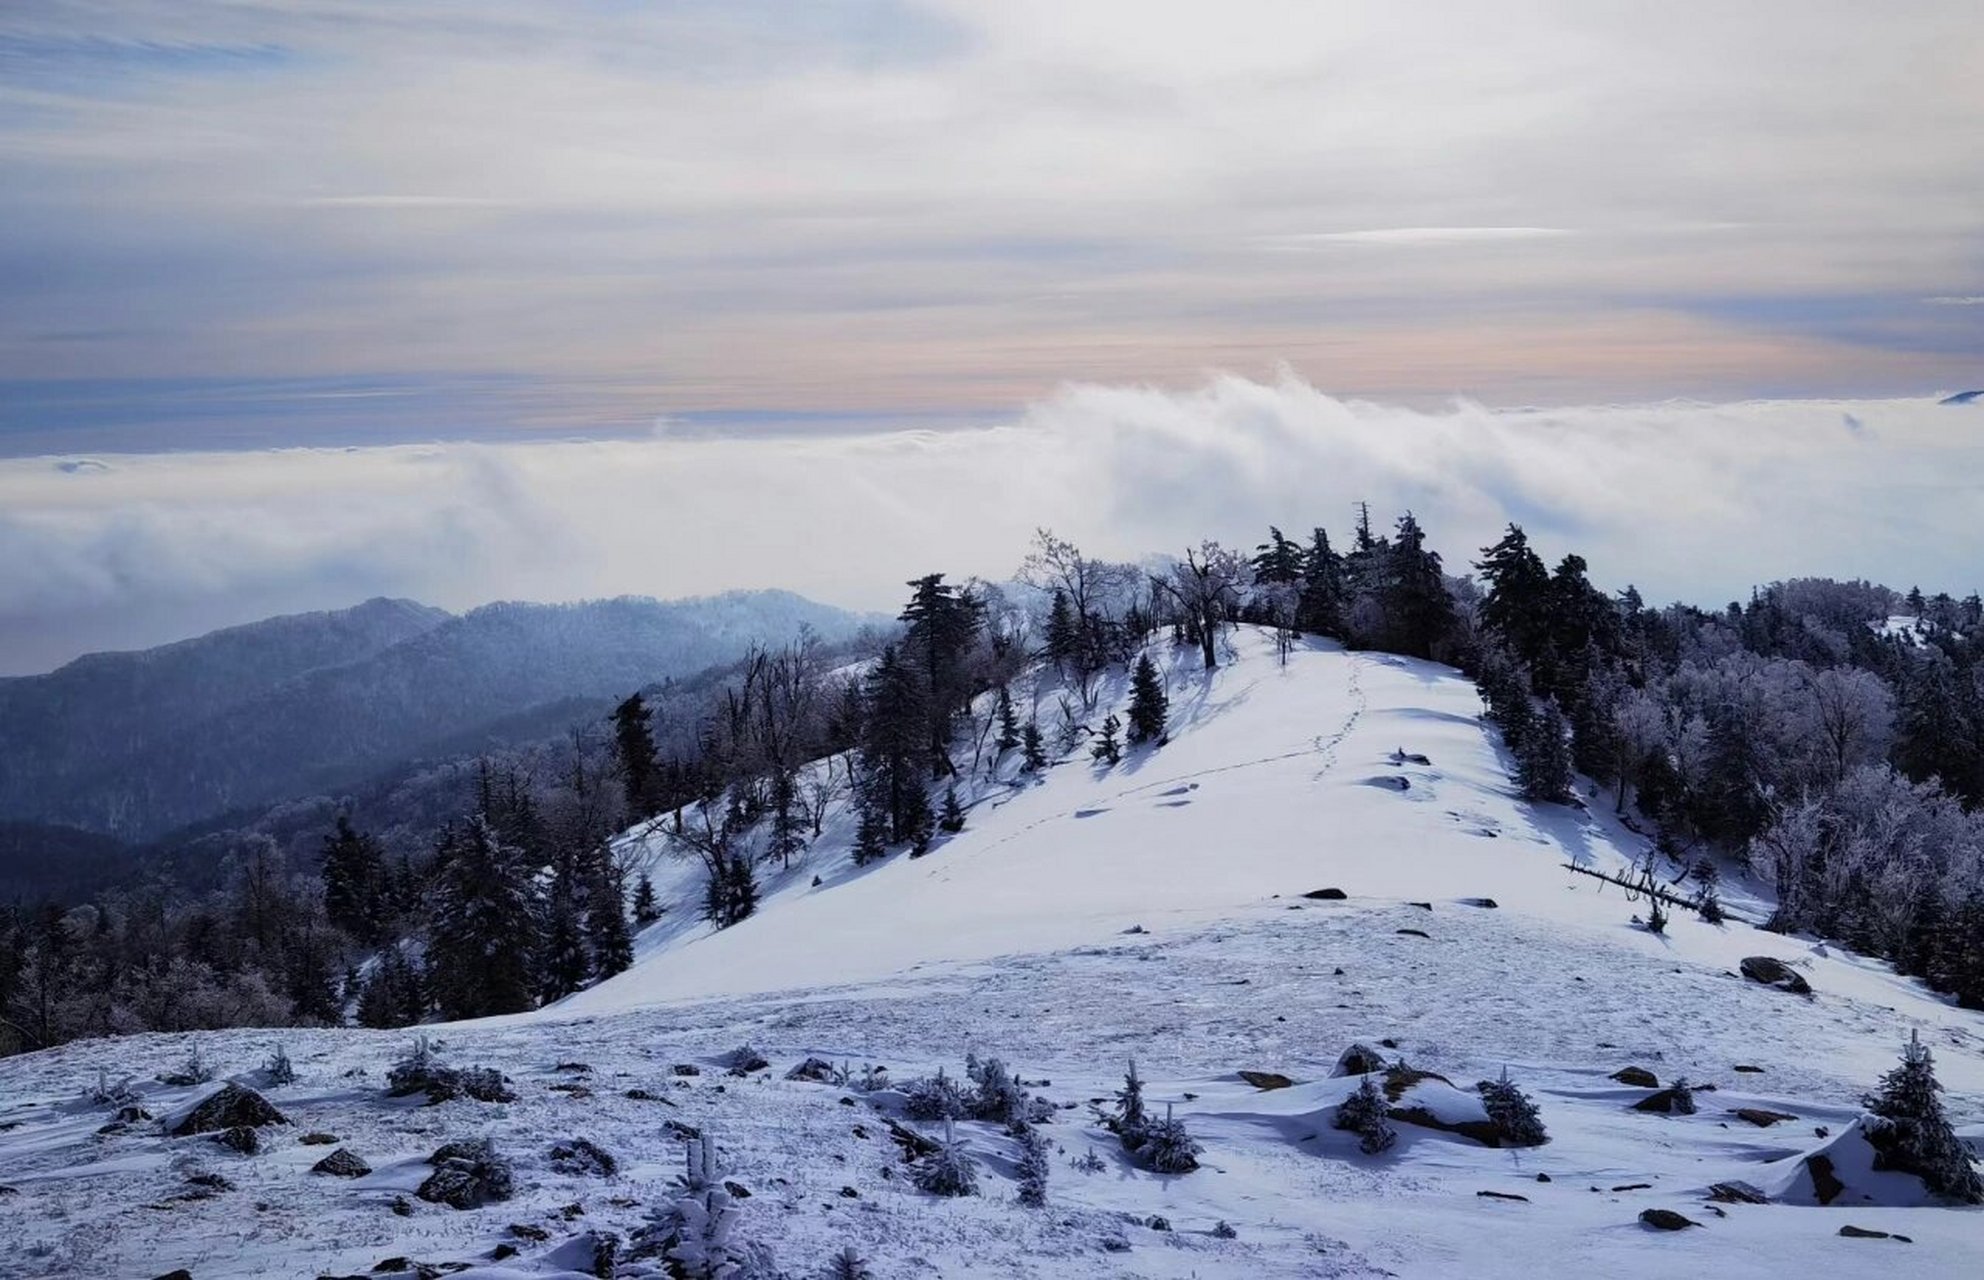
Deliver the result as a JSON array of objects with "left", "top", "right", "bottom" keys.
[{"left": 1156, "top": 542, "right": 1252, "bottom": 670}]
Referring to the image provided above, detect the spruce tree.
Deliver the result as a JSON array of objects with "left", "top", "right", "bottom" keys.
[
  {"left": 1863, "top": 1030, "right": 1983, "bottom": 1202},
  {"left": 611, "top": 693, "right": 661, "bottom": 818},
  {"left": 994, "top": 686, "right": 1022, "bottom": 755},
  {"left": 1021, "top": 719, "right": 1048, "bottom": 773},
  {"left": 1475, "top": 1068, "right": 1548, "bottom": 1146},
  {"left": 321, "top": 815, "right": 388, "bottom": 945},
  {"left": 1015, "top": 1123, "right": 1050, "bottom": 1208},
  {"left": 427, "top": 818, "right": 541, "bottom": 1019},
  {"left": 1044, "top": 589, "right": 1078, "bottom": 675},
  {"left": 357, "top": 946, "right": 426, "bottom": 1029},
  {"left": 1335, "top": 1075, "right": 1396, "bottom": 1154},
  {"left": 632, "top": 873, "right": 661, "bottom": 925},
  {"left": 853, "top": 796, "right": 890, "bottom": 865},
  {"left": 1383, "top": 512, "right": 1456, "bottom": 659},
  {"left": 1127, "top": 654, "right": 1168, "bottom": 745},
  {"left": 1298, "top": 527, "right": 1347, "bottom": 636},
  {"left": 938, "top": 784, "right": 965, "bottom": 834},
  {"left": 539, "top": 856, "right": 592, "bottom": 1002},
  {"left": 1090, "top": 713, "right": 1122, "bottom": 765},
  {"left": 1514, "top": 699, "right": 1575, "bottom": 803},
  {"left": 860, "top": 645, "right": 930, "bottom": 842},
  {"left": 586, "top": 845, "right": 634, "bottom": 978},
  {"left": 1474, "top": 524, "right": 1554, "bottom": 670}
]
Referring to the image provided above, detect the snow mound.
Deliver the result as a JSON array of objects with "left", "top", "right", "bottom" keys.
[{"left": 1758, "top": 1117, "right": 1946, "bottom": 1208}]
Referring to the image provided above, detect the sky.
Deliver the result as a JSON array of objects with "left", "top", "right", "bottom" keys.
[{"left": 0, "top": 2, "right": 1980, "bottom": 670}]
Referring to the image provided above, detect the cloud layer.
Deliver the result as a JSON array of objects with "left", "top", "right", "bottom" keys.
[
  {"left": 3, "top": 378, "right": 1978, "bottom": 673},
  {"left": 2, "top": 0, "right": 1981, "bottom": 449}
]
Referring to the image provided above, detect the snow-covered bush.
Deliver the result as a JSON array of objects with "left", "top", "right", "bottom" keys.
[
  {"left": 87, "top": 1068, "right": 140, "bottom": 1107},
  {"left": 903, "top": 1066, "right": 970, "bottom": 1122},
  {"left": 966, "top": 1053, "right": 1041, "bottom": 1126},
  {"left": 416, "top": 1137, "right": 514, "bottom": 1209},
  {"left": 1475, "top": 1069, "right": 1548, "bottom": 1147},
  {"left": 1863, "top": 1030, "right": 1983, "bottom": 1202},
  {"left": 913, "top": 1120, "right": 980, "bottom": 1197},
  {"left": 386, "top": 1035, "right": 514, "bottom": 1104},
  {"left": 159, "top": 1041, "right": 214, "bottom": 1087},
  {"left": 1101, "top": 1059, "right": 1149, "bottom": 1150},
  {"left": 1335, "top": 1076, "right": 1396, "bottom": 1154}
]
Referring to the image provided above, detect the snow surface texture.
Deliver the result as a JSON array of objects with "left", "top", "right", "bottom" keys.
[{"left": 2, "top": 631, "right": 1980, "bottom": 1277}]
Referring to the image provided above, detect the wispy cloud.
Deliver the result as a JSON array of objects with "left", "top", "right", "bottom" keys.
[
  {"left": 2, "top": 377, "right": 1978, "bottom": 673},
  {"left": 1273, "top": 227, "right": 1575, "bottom": 246}
]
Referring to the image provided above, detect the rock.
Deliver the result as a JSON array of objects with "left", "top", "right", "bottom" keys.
[
  {"left": 724, "top": 1046, "right": 770, "bottom": 1076},
  {"left": 389, "top": 1061, "right": 515, "bottom": 1106},
  {"left": 1395, "top": 928, "right": 1431, "bottom": 938},
  {"left": 1706, "top": 1181, "right": 1767, "bottom": 1204},
  {"left": 212, "top": 1125, "right": 261, "bottom": 1155},
  {"left": 548, "top": 1083, "right": 592, "bottom": 1098},
  {"left": 299, "top": 1132, "right": 340, "bottom": 1145},
  {"left": 1739, "top": 956, "right": 1813, "bottom": 996},
  {"left": 1302, "top": 888, "right": 1348, "bottom": 900},
  {"left": 554, "top": 1062, "right": 592, "bottom": 1074},
  {"left": 624, "top": 1088, "right": 668, "bottom": 1103},
  {"left": 153, "top": 1272, "right": 193, "bottom": 1280},
  {"left": 1729, "top": 1108, "right": 1797, "bottom": 1127},
  {"left": 390, "top": 1196, "right": 413, "bottom": 1217},
  {"left": 1610, "top": 1067, "right": 1659, "bottom": 1088},
  {"left": 1146, "top": 1214, "right": 1172, "bottom": 1231},
  {"left": 1476, "top": 1190, "right": 1529, "bottom": 1202},
  {"left": 1632, "top": 1086, "right": 1697, "bottom": 1115},
  {"left": 1804, "top": 1153, "right": 1845, "bottom": 1206},
  {"left": 169, "top": 1084, "right": 287, "bottom": 1137},
  {"left": 1383, "top": 1066, "right": 1504, "bottom": 1146},
  {"left": 1332, "top": 1044, "right": 1389, "bottom": 1077},
  {"left": 1460, "top": 897, "right": 1499, "bottom": 909},
  {"left": 1390, "top": 750, "right": 1432, "bottom": 765},
  {"left": 785, "top": 1057, "right": 837, "bottom": 1082},
  {"left": 1839, "top": 1225, "right": 1892, "bottom": 1239},
  {"left": 507, "top": 1223, "right": 550, "bottom": 1242},
  {"left": 416, "top": 1138, "right": 514, "bottom": 1210},
  {"left": 1536, "top": 1173, "right": 1552, "bottom": 1183},
  {"left": 549, "top": 1138, "right": 618, "bottom": 1177},
  {"left": 1099, "top": 1236, "right": 1131, "bottom": 1253},
  {"left": 1407, "top": 901, "right": 1433, "bottom": 910},
  {"left": 671, "top": 1064, "right": 700, "bottom": 1077},
  {"left": 1238, "top": 1071, "right": 1295, "bottom": 1091},
  {"left": 1639, "top": 1209, "right": 1698, "bottom": 1231},
  {"left": 1732, "top": 1064, "right": 1764, "bottom": 1074},
  {"left": 313, "top": 1148, "right": 372, "bottom": 1178}
]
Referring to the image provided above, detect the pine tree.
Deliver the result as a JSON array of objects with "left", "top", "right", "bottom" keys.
[
  {"left": 427, "top": 818, "right": 541, "bottom": 1019},
  {"left": 1298, "top": 527, "right": 1347, "bottom": 637},
  {"left": 914, "top": 1119, "right": 980, "bottom": 1197},
  {"left": 1251, "top": 526, "right": 1303, "bottom": 586},
  {"left": 1110, "top": 1059, "right": 1148, "bottom": 1148},
  {"left": 1863, "top": 1030, "right": 1983, "bottom": 1202},
  {"left": 632, "top": 873, "right": 661, "bottom": 925},
  {"left": 938, "top": 784, "right": 965, "bottom": 834},
  {"left": 539, "top": 856, "right": 592, "bottom": 1003},
  {"left": 822, "top": 1245, "right": 874, "bottom": 1280},
  {"left": 1090, "top": 713, "right": 1122, "bottom": 766},
  {"left": 898, "top": 573, "right": 984, "bottom": 777},
  {"left": 1139, "top": 1102, "right": 1201, "bottom": 1173},
  {"left": 1383, "top": 512, "right": 1456, "bottom": 659},
  {"left": 611, "top": 693, "right": 661, "bottom": 819},
  {"left": 860, "top": 645, "right": 930, "bottom": 842},
  {"left": 1127, "top": 654, "right": 1168, "bottom": 745},
  {"left": 1514, "top": 698, "right": 1575, "bottom": 803},
  {"left": 1474, "top": 524, "right": 1554, "bottom": 671},
  {"left": 1021, "top": 719, "right": 1048, "bottom": 773},
  {"left": 357, "top": 946, "right": 426, "bottom": 1029},
  {"left": 1335, "top": 1075, "right": 1396, "bottom": 1154},
  {"left": 320, "top": 815, "right": 388, "bottom": 945},
  {"left": 1015, "top": 1122, "right": 1050, "bottom": 1208},
  {"left": 1044, "top": 589, "right": 1078, "bottom": 675},
  {"left": 852, "top": 796, "right": 890, "bottom": 866},
  {"left": 994, "top": 685, "right": 1022, "bottom": 755},
  {"left": 1475, "top": 1069, "right": 1548, "bottom": 1146},
  {"left": 586, "top": 844, "right": 634, "bottom": 978}
]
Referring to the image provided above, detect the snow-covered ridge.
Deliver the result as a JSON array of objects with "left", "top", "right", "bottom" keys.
[{"left": 2, "top": 630, "right": 1979, "bottom": 1278}]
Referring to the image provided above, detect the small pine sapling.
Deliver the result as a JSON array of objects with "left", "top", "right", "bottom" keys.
[
  {"left": 821, "top": 1245, "right": 874, "bottom": 1280},
  {"left": 1021, "top": 720, "right": 1049, "bottom": 773},
  {"left": 1474, "top": 1068, "right": 1547, "bottom": 1146},
  {"left": 1106, "top": 1059, "right": 1149, "bottom": 1150},
  {"left": 1090, "top": 713, "right": 1123, "bottom": 766},
  {"left": 1863, "top": 1030, "right": 1984, "bottom": 1203},
  {"left": 1335, "top": 1076, "right": 1396, "bottom": 1154},
  {"left": 914, "top": 1119, "right": 980, "bottom": 1197},
  {"left": 263, "top": 1043, "right": 296, "bottom": 1087},
  {"left": 939, "top": 785, "right": 966, "bottom": 834},
  {"left": 1138, "top": 1103, "right": 1201, "bottom": 1173},
  {"left": 633, "top": 873, "right": 662, "bottom": 925},
  {"left": 903, "top": 1067, "right": 969, "bottom": 1122}
]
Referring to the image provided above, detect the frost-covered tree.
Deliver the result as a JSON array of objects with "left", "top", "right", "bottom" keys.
[
  {"left": 1021, "top": 719, "right": 1048, "bottom": 773},
  {"left": 539, "top": 856, "right": 592, "bottom": 1002},
  {"left": 939, "top": 785, "right": 966, "bottom": 834},
  {"left": 1161, "top": 541, "right": 1251, "bottom": 671},
  {"left": 1514, "top": 699, "right": 1575, "bottom": 804},
  {"left": 1863, "top": 1030, "right": 1983, "bottom": 1202},
  {"left": 904, "top": 1066, "right": 970, "bottom": 1122},
  {"left": 1105, "top": 1059, "right": 1149, "bottom": 1150},
  {"left": 1335, "top": 1076, "right": 1396, "bottom": 1154},
  {"left": 994, "top": 685, "right": 1022, "bottom": 756},
  {"left": 1015, "top": 1123, "right": 1050, "bottom": 1208},
  {"left": 611, "top": 692, "right": 662, "bottom": 819},
  {"left": 356, "top": 945, "right": 426, "bottom": 1029},
  {"left": 320, "top": 815, "right": 388, "bottom": 945},
  {"left": 1138, "top": 1103, "right": 1201, "bottom": 1173},
  {"left": 632, "top": 873, "right": 661, "bottom": 925},
  {"left": 585, "top": 844, "right": 634, "bottom": 978},
  {"left": 427, "top": 818, "right": 540, "bottom": 1019},
  {"left": 1475, "top": 1069, "right": 1547, "bottom": 1147},
  {"left": 643, "top": 1132, "right": 766, "bottom": 1278},
  {"left": 821, "top": 1246, "right": 873, "bottom": 1280},
  {"left": 1127, "top": 654, "right": 1168, "bottom": 746}
]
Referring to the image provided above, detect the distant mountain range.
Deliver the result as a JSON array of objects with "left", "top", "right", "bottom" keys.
[{"left": 0, "top": 591, "right": 877, "bottom": 841}]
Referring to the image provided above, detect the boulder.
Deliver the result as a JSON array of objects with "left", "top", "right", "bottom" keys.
[
  {"left": 299, "top": 1131, "right": 340, "bottom": 1145},
  {"left": 168, "top": 1084, "right": 287, "bottom": 1136},
  {"left": 1609, "top": 1067, "right": 1659, "bottom": 1089},
  {"left": 1707, "top": 1181, "right": 1768, "bottom": 1204},
  {"left": 1395, "top": 928, "right": 1431, "bottom": 938},
  {"left": 1638, "top": 1208, "right": 1698, "bottom": 1230},
  {"left": 785, "top": 1057, "right": 837, "bottom": 1082},
  {"left": 1730, "top": 1108, "right": 1797, "bottom": 1127},
  {"left": 211, "top": 1125, "right": 260, "bottom": 1155},
  {"left": 725, "top": 1046, "right": 770, "bottom": 1076},
  {"left": 1632, "top": 1086, "right": 1698, "bottom": 1115},
  {"left": 1302, "top": 888, "right": 1348, "bottom": 900},
  {"left": 548, "top": 1138, "right": 618, "bottom": 1178},
  {"left": 1739, "top": 956, "right": 1813, "bottom": 996},
  {"left": 313, "top": 1147, "right": 371, "bottom": 1178},
  {"left": 1460, "top": 897, "right": 1499, "bottom": 909},
  {"left": 1239, "top": 1071, "right": 1295, "bottom": 1091},
  {"left": 1383, "top": 1067, "right": 1503, "bottom": 1146},
  {"left": 1332, "top": 1044, "right": 1389, "bottom": 1077},
  {"left": 417, "top": 1138, "right": 514, "bottom": 1209}
]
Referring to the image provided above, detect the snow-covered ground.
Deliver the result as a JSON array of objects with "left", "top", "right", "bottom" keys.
[{"left": 3, "top": 631, "right": 1979, "bottom": 1278}]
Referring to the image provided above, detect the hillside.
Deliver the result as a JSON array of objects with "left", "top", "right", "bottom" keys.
[
  {"left": 0, "top": 591, "right": 875, "bottom": 840},
  {"left": 0, "top": 630, "right": 1977, "bottom": 1278}
]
